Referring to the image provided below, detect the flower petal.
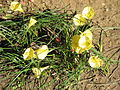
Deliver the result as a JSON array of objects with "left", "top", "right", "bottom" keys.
[
  {"left": 35, "top": 45, "right": 49, "bottom": 60},
  {"left": 23, "top": 47, "right": 35, "bottom": 60},
  {"left": 28, "top": 17, "right": 37, "bottom": 28},
  {"left": 82, "top": 29, "right": 93, "bottom": 41},
  {"left": 72, "top": 35, "right": 80, "bottom": 49},
  {"left": 40, "top": 66, "right": 49, "bottom": 72}
]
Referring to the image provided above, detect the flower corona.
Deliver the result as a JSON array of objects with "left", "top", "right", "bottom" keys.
[{"left": 88, "top": 56, "right": 103, "bottom": 68}]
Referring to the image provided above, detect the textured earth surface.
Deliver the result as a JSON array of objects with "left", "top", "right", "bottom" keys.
[{"left": 0, "top": 0, "right": 120, "bottom": 90}]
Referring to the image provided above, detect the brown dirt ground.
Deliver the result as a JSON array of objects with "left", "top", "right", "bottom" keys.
[{"left": 0, "top": 0, "right": 120, "bottom": 90}]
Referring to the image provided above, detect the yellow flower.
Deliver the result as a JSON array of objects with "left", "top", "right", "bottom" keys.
[
  {"left": 82, "top": 6, "right": 94, "bottom": 19},
  {"left": 32, "top": 66, "right": 49, "bottom": 78},
  {"left": 71, "top": 30, "right": 93, "bottom": 54},
  {"left": 10, "top": 1, "right": 24, "bottom": 12},
  {"left": 35, "top": 45, "right": 49, "bottom": 60},
  {"left": 23, "top": 45, "right": 49, "bottom": 60},
  {"left": 23, "top": 48, "right": 36, "bottom": 60},
  {"left": 73, "top": 14, "right": 86, "bottom": 26},
  {"left": 28, "top": 17, "right": 37, "bottom": 28},
  {"left": 88, "top": 56, "right": 103, "bottom": 68}
]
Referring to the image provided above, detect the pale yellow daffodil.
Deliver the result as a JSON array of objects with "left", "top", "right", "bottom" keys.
[
  {"left": 71, "top": 30, "right": 93, "bottom": 54},
  {"left": 32, "top": 66, "right": 49, "bottom": 78},
  {"left": 23, "top": 45, "right": 49, "bottom": 60},
  {"left": 10, "top": 1, "right": 24, "bottom": 12},
  {"left": 88, "top": 56, "right": 103, "bottom": 68},
  {"left": 28, "top": 17, "right": 37, "bottom": 28},
  {"left": 23, "top": 47, "right": 36, "bottom": 60},
  {"left": 82, "top": 6, "right": 94, "bottom": 19},
  {"left": 35, "top": 45, "right": 49, "bottom": 60},
  {"left": 73, "top": 14, "right": 86, "bottom": 26}
]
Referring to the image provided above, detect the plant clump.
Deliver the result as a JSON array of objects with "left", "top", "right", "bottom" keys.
[{"left": 0, "top": 1, "right": 115, "bottom": 89}]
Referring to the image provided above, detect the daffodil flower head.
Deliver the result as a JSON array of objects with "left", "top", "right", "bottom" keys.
[
  {"left": 71, "top": 30, "right": 93, "bottom": 54},
  {"left": 32, "top": 66, "right": 49, "bottom": 78},
  {"left": 73, "top": 14, "right": 86, "bottom": 26},
  {"left": 35, "top": 45, "right": 49, "bottom": 60},
  {"left": 88, "top": 56, "right": 103, "bottom": 68},
  {"left": 82, "top": 6, "right": 94, "bottom": 19},
  {"left": 10, "top": 1, "right": 24, "bottom": 12},
  {"left": 23, "top": 45, "right": 48, "bottom": 60},
  {"left": 23, "top": 47, "right": 36, "bottom": 60},
  {"left": 28, "top": 17, "right": 37, "bottom": 28}
]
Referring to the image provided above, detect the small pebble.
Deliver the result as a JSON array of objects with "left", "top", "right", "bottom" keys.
[{"left": 102, "top": 3, "right": 105, "bottom": 6}]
